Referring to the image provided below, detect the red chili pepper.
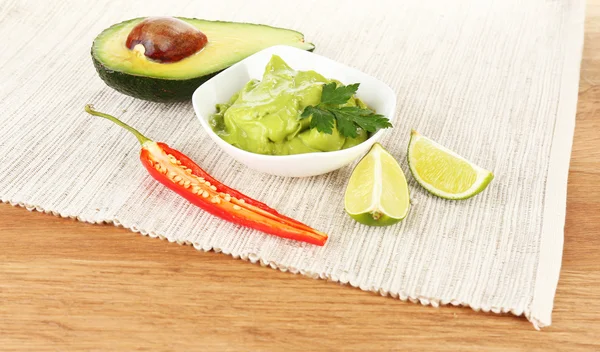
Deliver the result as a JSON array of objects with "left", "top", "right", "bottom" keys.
[{"left": 85, "top": 105, "right": 328, "bottom": 246}]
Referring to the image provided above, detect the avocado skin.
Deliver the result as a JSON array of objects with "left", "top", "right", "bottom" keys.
[
  {"left": 92, "top": 45, "right": 315, "bottom": 102},
  {"left": 92, "top": 55, "right": 220, "bottom": 102}
]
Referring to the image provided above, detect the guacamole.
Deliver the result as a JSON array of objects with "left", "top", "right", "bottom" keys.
[{"left": 210, "top": 55, "right": 369, "bottom": 155}]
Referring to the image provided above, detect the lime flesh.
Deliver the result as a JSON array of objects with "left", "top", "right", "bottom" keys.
[
  {"left": 407, "top": 130, "right": 493, "bottom": 200},
  {"left": 344, "top": 143, "right": 410, "bottom": 226}
]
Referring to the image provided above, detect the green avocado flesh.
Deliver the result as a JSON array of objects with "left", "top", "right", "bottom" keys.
[
  {"left": 91, "top": 17, "right": 315, "bottom": 102},
  {"left": 210, "top": 55, "right": 369, "bottom": 155}
]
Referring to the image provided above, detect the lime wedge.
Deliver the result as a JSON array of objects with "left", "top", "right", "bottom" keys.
[
  {"left": 407, "top": 130, "right": 493, "bottom": 200},
  {"left": 344, "top": 143, "right": 410, "bottom": 226}
]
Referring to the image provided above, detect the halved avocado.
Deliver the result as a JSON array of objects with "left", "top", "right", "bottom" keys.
[{"left": 91, "top": 17, "right": 315, "bottom": 102}]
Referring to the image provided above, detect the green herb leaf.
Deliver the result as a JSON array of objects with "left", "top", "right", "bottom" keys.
[
  {"left": 332, "top": 110, "right": 359, "bottom": 138},
  {"left": 301, "top": 83, "right": 392, "bottom": 138},
  {"left": 330, "top": 107, "right": 393, "bottom": 133},
  {"left": 351, "top": 112, "right": 393, "bottom": 132},
  {"left": 301, "top": 105, "right": 335, "bottom": 134},
  {"left": 320, "top": 82, "right": 360, "bottom": 105}
]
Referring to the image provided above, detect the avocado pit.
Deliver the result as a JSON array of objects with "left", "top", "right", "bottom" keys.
[{"left": 125, "top": 16, "right": 208, "bottom": 63}]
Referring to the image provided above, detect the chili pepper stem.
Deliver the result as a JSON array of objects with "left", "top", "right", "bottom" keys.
[{"left": 85, "top": 104, "right": 151, "bottom": 145}]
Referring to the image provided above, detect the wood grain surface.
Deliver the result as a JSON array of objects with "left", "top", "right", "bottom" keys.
[{"left": 1, "top": 3, "right": 599, "bottom": 351}]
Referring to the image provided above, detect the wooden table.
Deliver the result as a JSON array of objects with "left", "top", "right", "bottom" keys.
[{"left": 2, "top": 4, "right": 599, "bottom": 352}]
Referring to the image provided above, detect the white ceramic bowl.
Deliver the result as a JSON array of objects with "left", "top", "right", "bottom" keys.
[{"left": 192, "top": 45, "right": 396, "bottom": 177}]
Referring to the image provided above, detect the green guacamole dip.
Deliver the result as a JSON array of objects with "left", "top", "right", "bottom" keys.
[{"left": 210, "top": 55, "right": 369, "bottom": 155}]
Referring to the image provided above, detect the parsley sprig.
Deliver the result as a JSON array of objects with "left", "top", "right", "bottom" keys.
[{"left": 300, "top": 82, "right": 392, "bottom": 138}]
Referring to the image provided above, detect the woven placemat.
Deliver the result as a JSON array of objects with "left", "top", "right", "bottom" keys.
[{"left": 0, "top": 0, "right": 584, "bottom": 328}]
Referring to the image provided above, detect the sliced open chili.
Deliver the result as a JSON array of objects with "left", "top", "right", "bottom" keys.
[{"left": 85, "top": 105, "right": 328, "bottom": 246}]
